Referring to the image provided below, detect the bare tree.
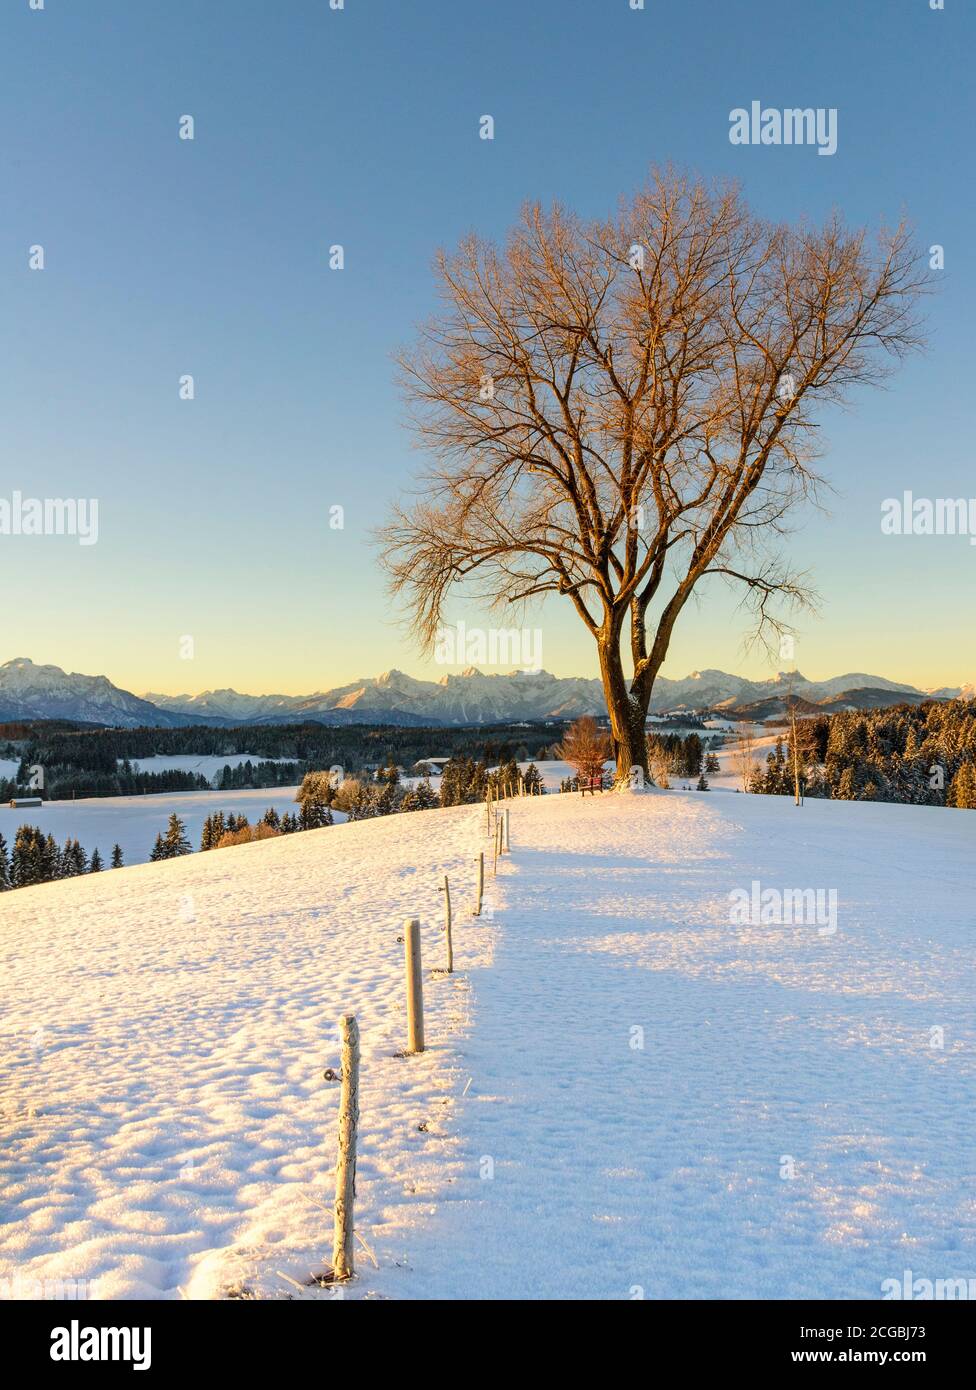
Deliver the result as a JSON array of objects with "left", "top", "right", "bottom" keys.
[
  {"left": 731, "top": 724, "right": 758, "bottom": 793},
  {"left": 784, "top": 670, "right": 819, "bottom": 805},
  {"left": 555, "top": 716, "right": 611, "bottom": 786},
  {"left": 379, "top": 170, "right": 927, "bottom": 782}
]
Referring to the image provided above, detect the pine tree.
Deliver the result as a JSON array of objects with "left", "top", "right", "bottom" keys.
[
  {"left": 696, "top": 771, "right": 710, "bottom": 791},
  {"left": 835, "top": 766, "right": 858, "bottom": 801},
  {"left": 111, "top": 844, "right": 124, "bottom": 868},
  {"left": 948, "top": 761, "right": 976, "bottom": 810},
  {"left": 12, "top": 826, "right": 40, "bottom": 887},
  {"left": 149, "top": 833, "right": 166, "bottom": 862},
  {"left": 300, "top": 798, "right": 334, "bottom": 829},
  {"left": 0, "top": 832, "right": 10, "bottom": 891},
  {"left": 89, "top": 848, "right": 103, "bottom": 873},
  {"left": 163, "top": 814, "right": 192, "bottom": 857},
  {"left": 65, "top": 839, "right": 88, "bottom": 875},
  {"left": 375, "top": 778, "right": 401, "bottom": 816},
  {"left": 200, "top": 812, "right": 225, "bottom": 851},
  {"left": 35, "top": 834, "right": 56, "bottom": 882},
  {"left": 522, "top": 763, "right": 545, "bottom": 795},
  {"left": 413, "top": 774, "right": 438, "bottom": 809}
]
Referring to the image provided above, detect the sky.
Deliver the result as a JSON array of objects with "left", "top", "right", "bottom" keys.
[{"left": 1, "top": 0, "right": 973, "bottom": 697}]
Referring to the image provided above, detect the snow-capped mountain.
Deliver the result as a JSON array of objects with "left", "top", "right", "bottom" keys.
[
  {"left": 0, "top": 658, "right": 189, "bottom": 728},
  {"left": 147, "top": 665, "right": 970, "bottom": 724},
  {"left": 2, "top": 658, "right": 971, "bottom": 729}
]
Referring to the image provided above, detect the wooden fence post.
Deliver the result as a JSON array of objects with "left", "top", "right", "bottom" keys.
[
  {"left": 332, "top": 1013, "right": 360, "bottom": 1281},
  {"left": 443, "top": 875, "right": 453, "bottom": 973},
  {"left": 404, "top": 918, "right": 425, "bottom": 1053},
  {"left": 473, "top": 852, "right": 483, "bottom": 916},
  {"left": 493, "top": 817, "right": 500, "bottom": 874},
  {"left": 504, "top": 808, "right": 510, "bottom": 852}
]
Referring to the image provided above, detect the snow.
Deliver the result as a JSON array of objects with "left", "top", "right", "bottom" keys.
[
  {"left": 1, "top": 790, "right": 974, "bottom": 1300},
  {"left": 0, "top": 787, "right": 305, "bottom": 867}
]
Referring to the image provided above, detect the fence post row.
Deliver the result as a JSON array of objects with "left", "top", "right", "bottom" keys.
[{"left": 331, "top": 812, "right": 520, "bottom": 1283}]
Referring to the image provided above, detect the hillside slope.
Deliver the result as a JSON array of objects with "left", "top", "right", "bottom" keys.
[{"left": 1, "top": 792, "right": 974, "bottom": 1299}]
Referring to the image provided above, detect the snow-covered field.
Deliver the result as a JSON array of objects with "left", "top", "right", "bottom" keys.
[
  {"left": 1, "top": 790, "right": 974, "bottom": 1300},
  {"left": 0, "top": 788, "right": 303, "bottom": 867}
]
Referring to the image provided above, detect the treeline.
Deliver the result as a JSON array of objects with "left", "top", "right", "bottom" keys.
[
  {"left": 2, "top": 720, "right": 565, "bottom": 802},
  {"left": 0, "top": 828, "right": 122, "bottom": 889},
  {"left": 214, "top": 760, "right": 299, "bottom": 790},
  {"left": 750, "top": 701, "right": 976, "bottom": 807},
  {"left": 0, "top": 767, "right": 212, "bottom": 802}
]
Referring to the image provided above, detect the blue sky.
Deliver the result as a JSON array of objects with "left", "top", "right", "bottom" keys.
[{"left": 1, "top": 0, "right": 972, "bottom": 695}]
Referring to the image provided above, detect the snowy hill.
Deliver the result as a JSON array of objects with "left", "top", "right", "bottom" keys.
[{"left": 2, "top": 791, "right": 973, "bottom": 1300}]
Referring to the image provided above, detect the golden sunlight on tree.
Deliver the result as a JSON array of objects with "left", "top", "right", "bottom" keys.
[{"left": 380, "top": 168, "right": 929, "bottom": 783}]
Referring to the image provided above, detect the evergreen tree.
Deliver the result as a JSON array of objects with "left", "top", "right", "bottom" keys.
[
  {"left": 413, "top": 774, "right": 439, "bottom": 809},
  {"left": 522, "top": 763, "right": 545, "bottom": 795},
  {"left": 41, "top": 834, "right": 61, "bottom": 881},
  {"left": 12, "top": 826, "right": 41, "bottom": 887},
  {"left": 89, "top": 848, "right": 103, "bottom": 873},
  {"left": 300, "top": 798, "right": 334, "bottom": 829},
  {"left": 149, "top": 833, "right": 166, "bottom": 862},
  {"left": 948, "top": 761, "right": 976, "bottom": 810},
  {"left": 69, "top": 839, "right": 89, "bottom": 875},
  {"left": 163, "top": 814, "right": 192, "bottom": 857},
  {"left": 835, "top": 767, "right": 858, "bottom": 801},
  {"left": 200, "top": 812, "right": 225, "bottom": 851},
  {"left": 0, "top": 832, "right": 10, "bottom": 890},
  {"left": 374, "top": 777, "right": 401, "bottom": 816},
  {"left": 111, "top": 844, "right": 124, "bottom": 868}
]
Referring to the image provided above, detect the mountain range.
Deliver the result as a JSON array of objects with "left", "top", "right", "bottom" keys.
[{"left": 0, "top": 658, "right": 971, "bottom": 730}]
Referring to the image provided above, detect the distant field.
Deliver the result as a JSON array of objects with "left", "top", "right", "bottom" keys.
[{"left": 0, "top": 786, "right": 306, "bottom": 866}]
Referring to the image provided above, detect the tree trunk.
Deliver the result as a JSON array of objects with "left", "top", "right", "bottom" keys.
[{"left": 598, "top": 637, "right": 651, "bottom": 784}]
